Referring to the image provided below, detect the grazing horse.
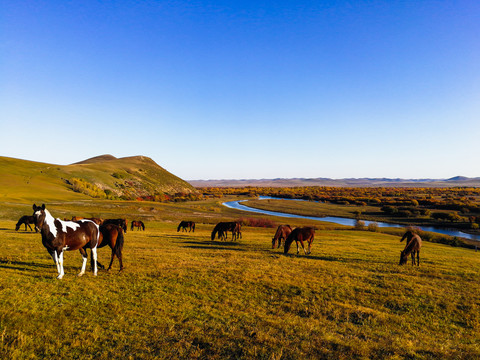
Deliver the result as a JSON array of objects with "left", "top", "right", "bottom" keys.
[
  {"left": 272, "top": 225, "right": 292, "bottom": 249},
  {"left": 131, "top": 220, "right": 145, "bottom": 231},
  {"left": 211, "top": 222, "right": 240, "bottom": 241},
  {"left": 15, "top": 215, "right": 36, "bottom": 232},
  {"left": 32, "top": 204, "right": 99, "bottom": 279},
  {"left": 284, "top": 227, "right": 315, "bottom": 255},
  {"left": 93, "top": 223, "right": 125, "bottom": 271},
  {"left": 104, "top": 218, "right": 128, "bottom": 233},
  {"left": 177, "top": 221, "right": 195, "bottom": 232},
  {"left": 399, "top": 231, "right": 422, "bottom": 266}
]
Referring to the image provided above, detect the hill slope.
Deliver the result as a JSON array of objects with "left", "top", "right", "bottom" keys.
[{"left": 0, "top": 155, "right": 196, "bottom": 202}]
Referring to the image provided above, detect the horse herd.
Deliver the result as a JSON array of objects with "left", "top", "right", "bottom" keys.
[{"left": 16, "top": 204, "right": 421, "bottom": 279}]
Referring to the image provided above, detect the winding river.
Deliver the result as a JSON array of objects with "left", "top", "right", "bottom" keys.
[{"left": 223, "top": 196, "right": 480, "bottom": 242}]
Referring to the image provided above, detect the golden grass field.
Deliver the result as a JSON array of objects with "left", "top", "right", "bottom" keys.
[{"left": 1, "top": 198, "right": 480, "bottom": 359}]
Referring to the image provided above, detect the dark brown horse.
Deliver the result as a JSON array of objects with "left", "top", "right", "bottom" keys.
[
  {"left": 211, "top": 222, "right": 240, "bottom": 241},
  {"left": 131, "top": 220, "right": 145, "bottom": 231},
  {"left": 15, "top": 215, "right": 36, "bottom": 232},
  {"left": 399, "top": 230, "right": 422, "bottom": 266},
  {"left": 32, "top": 204, "right": 100, "bottom": 279},
  {"left": 94, "top": 223, "right": 125, "bottom": 271},
  {"left": 177, "top": 221, "right": 195, "bottom": 232},
  {"left": 104, "top": 218, "right": 128, "bottom": 233},
  {"left": 272, "top": 225, "right": 292, "bottom": 249},
  {"left": 284, "top": 227, "right": 315, "bottom": 255}
]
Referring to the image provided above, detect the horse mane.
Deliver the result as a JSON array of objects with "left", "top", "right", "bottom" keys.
[{"left": 284, "top": 230, "right": 296, "bottom": 254}]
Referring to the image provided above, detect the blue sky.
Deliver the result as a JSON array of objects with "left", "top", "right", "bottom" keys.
[{"left": 1, "top": 1, "right": 479, "bottom": 180}]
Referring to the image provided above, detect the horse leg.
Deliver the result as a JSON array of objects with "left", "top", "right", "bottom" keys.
[
  {"left": 411, "top": 252, "right": 415, "bottom": 266},
  {"left": 107, "top": 249, "right": 116, "bottom": 271},
  {"left": 53, "top": 250, "right": 65, "bottom": 279},
  {"left": 91, "top": 247, "right": 98, "bottom": 276},
  {"left": 417, "top": 250, "right": 420, "bottom": 266},
  {"left": 78, "top": 248, "right": 88, "bottom": 276},
  {"left": 27, "top": 223, "right": 33, "bottom": 231}
]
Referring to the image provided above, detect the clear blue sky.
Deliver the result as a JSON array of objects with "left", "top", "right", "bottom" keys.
[{"left": 1, "top": 1, "right": 479, "bottom": 180}]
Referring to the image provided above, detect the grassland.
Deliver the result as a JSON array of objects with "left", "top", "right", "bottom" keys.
[
  {"left": 0, "top": 155, "right": 196, "bottom": 203},
  {"left": 1, "top": 197, "right": 480, "bottom": 359}
]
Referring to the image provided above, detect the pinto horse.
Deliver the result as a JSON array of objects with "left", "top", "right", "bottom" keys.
[
  {"left": 15, "top": 215, "right": 36, "bottom": 232},
  {"left": 93, "top": 223, "right": 125, "bottom": 271},
  {"left": 284, "top": 227, "right": 315, "bottom": 255},
  {"left": 272, "top": 225, "right": 292, "bottom": 249},
  {"left": 399, "top": 230, "right": 422, "bottom": 266},
  {"left": 32, "top": 204, "right": 99, "bottom": 279},
  {"left": 177, "top": 221, "right": 195, "bottom": 232},
  {"left": 131, "top": 220, "right": 145, "bottom": 231},
  {"left": 104, "top": 218, "right": 128, "bottom": 233}
]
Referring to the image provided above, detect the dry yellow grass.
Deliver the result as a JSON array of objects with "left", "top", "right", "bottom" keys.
[{"left": 1, "top": 211, "right": 480, "bottom": 359}]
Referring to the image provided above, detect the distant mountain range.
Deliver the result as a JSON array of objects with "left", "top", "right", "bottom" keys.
[{"left": 188, "top": 176, "right": 480, "bottom": 188}]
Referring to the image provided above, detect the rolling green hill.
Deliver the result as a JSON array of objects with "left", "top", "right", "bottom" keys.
[{"left": 0, "top": 155, "right": 197, "bottom": 203}]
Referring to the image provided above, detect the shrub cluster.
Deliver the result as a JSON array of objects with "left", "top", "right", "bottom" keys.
[
  {"left": 71, "top": 178, "right": 106, "bottom": 198},
  {"left": 238, "top": 217, "right": 276, "bottom": 228}
]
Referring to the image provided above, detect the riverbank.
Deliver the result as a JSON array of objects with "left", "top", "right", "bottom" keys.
[{"left": 225, "top": 198, "right": 480, "bottom": 248}]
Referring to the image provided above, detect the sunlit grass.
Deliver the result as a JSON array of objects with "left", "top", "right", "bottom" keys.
[{"left": 2, "top": 209, "right": 480, "bottom": 359}]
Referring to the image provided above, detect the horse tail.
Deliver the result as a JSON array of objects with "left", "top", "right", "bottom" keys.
[
  {"left": 113, "top": 228, "right": 125, "bottom": 258},
  {"left": 141, "top": 221, "right": 145, "bottom": 230},
  {"left": 192, "top": 222, "right": 195, "bottom": 232}
]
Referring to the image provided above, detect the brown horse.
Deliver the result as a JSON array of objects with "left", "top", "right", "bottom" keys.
[
  {"left": 32, "top": 204, "right": 99, "bottom": 279},
  {"left": 131, "top": 220, "right": 145, "bottom": 231},
  {"left": 15, "top": 215, "right": 36, "bottom": 232},
  {"left": 104, "top": 218, "right": 128, "bottom": 233},
  {"left": 284, "top": 227, "right": 315, "bottom": 255},
  {"left": 233, "top": 222, "right": 242, "bottom": 241},
  {"left": 399, "top": 231, "right": 422, "bottom": 266},
  {"left": 272, "top": 225, "right": 292, "bottom": 249},
  {"left": 177, "top": 221, "right": 195, "bottom": 232},
  {"left": 86, "top": 217, "right": 103, "bottom": 225},
  {"left": 94, "top": 223, "right": 125, "bottom": 271}
]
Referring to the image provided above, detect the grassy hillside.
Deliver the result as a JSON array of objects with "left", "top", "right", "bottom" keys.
[
  {"left": 0, "top": 155, "right": 196, "bottom": 203},
  {"left": 1, "top": 207, "right": 480, "bottom": 359}
]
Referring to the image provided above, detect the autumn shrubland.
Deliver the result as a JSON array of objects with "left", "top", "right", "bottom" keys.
[{"left": 1, "top": 197, "right": 480, "bottom": 359}]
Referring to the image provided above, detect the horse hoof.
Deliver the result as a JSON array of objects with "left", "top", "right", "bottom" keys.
[{"left": 77, "top": 273, "right": 84, "bottom": 277}]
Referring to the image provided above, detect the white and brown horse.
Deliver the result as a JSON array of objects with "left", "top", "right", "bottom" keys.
[{"left": 32, "top": 204, "right": 100, "bottom": 279}]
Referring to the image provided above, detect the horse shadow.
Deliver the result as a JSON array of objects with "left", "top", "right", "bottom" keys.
[
  {"left": 0, "top": 259, "right": 53, "bottom": 270},
  {"left": 182, "top": 240, "right": 245, "bottom": 251}
]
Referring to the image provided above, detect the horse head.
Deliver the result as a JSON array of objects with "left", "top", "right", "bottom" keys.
[
  {"left": 399, "top": 250, "right": 408, "bottom": 265},
  {"left": 32, "top": 203, "right": 47, "bottom": 232}
]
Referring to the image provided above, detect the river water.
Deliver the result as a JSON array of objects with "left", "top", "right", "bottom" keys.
[{"left": 223, "top": 196, "right": 480, "bottom": 241}]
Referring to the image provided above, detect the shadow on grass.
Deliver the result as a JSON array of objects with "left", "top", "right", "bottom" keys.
[
  {"left": 0, "top": 259, "right": 53, "bottom": 270},
  {"left": 184, "top": 245, "right": 246, "bottom": 252},
  {"left": 182, "top": 240, "right": 246, "bottom": 251}
]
